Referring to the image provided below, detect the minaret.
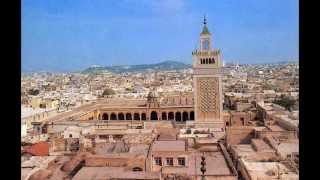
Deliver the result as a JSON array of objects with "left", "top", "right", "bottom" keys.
[{"left": 192, "top": 16, "right": 224, "bottom": 129}]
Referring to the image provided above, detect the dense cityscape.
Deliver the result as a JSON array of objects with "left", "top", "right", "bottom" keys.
[
  {"left": 21, "top": 8, "right": 299, "bottom": 179},
  {"left": 21, "top": 58, "right": 299, "bottom": 179}
]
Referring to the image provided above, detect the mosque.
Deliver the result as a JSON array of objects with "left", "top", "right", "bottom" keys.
[{"left": 38, "top": 17, "right": 225, "bottom": 135}]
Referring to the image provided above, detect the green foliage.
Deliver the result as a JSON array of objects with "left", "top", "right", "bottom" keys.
[
  {"left": 28, "top": 89, "right": 39, "bottom": 96},
  {"left": 273, "top": 95, "right": 296, "bottom": 111},
  {"left": 102, "top": 88, "right": 115, "bottom": 96},
  {"left": 262, "top": 83, "right": 276, "bottom": 90}
]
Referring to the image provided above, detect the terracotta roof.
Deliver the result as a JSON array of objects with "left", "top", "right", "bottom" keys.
[{"left": 23, "top": 141, "right": 49, "bottom": 156}]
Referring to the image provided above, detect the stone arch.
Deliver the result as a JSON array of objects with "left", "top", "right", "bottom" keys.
[
  {"left": 118, "top": 113, "right": 124, "bottom": 120},
  {"left": 134, "top": 113, "right": 140, "bottom": 120},
  {"left": 205, "top": 58, "right": 208, "bottom": 64},
  {"left": 190, "top": 111, "right": 195, "bottom": 120},
  {"left": 162, "top": 112, "right": 167, "bottom": 120},
  {"left": 110, "top": 113, "right": 117, "bottom": 120},
  {"left": 141, "top": 113, "right": 146, "bottom": 120},
  {"left": 182, "top": 112, "right": 189, "bottom": 121},
  {"left": 102, "top": 113, "right": 108, "bottom": 120},
  {"left": 150, "top": 111, "right": 158, "bottom": 121},
  {"left": 168, "top": 112, "right": 174, "bottom": 120},
  {"left": 126, "top": 113, "right": 132, "bottom": 120},
  {"left": 175, "top": 112, "right": 182, "bottom": 122}
]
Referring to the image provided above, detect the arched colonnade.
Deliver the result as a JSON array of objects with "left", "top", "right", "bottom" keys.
[{"left": 98, "top": 111, "right": 195, "bottom": 122}]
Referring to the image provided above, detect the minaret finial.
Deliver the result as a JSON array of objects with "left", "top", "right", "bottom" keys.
[{"left": 203, "top": 15, "right": 207, "bottom": 25}]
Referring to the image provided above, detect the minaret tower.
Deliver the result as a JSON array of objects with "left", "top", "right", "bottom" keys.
[{"left": 192, "top": 16, "right": 224, "bottom": 129}]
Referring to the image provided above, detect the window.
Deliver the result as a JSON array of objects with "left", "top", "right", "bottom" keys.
[
  {"left": 178, "top": 157, "right": 186, "bottom": 166},
  {"left": 154, "top": 157, "right": 162, "bottom": 166},
  {"left": 166, "top": 157, "right": 173, "bottom": 166},
  {"left": 203, "top": 39, "right": 210, "bottom": 50}
]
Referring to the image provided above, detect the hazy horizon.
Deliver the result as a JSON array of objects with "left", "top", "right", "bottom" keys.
[{"left": 22, "top": 0, "right": 298, "bottom": 72}]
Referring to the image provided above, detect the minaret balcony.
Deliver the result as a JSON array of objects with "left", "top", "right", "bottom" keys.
[{"left": 192, "top": 49, "right": 220, "bottom": 56}]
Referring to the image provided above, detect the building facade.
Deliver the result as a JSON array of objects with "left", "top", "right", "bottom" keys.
[{"left": 192, "top": 17, "right": 224, "bottom": 129}]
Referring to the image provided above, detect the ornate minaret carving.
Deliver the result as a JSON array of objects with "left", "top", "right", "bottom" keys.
[{"left": 192, "top": 16, "right": 224, "bottom": 129}]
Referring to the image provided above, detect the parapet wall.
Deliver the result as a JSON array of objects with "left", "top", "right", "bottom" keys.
[{"left": 226, "top": 127, "right": 255, "bottom": 146}]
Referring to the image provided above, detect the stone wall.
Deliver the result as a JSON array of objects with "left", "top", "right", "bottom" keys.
[
  {"left": 226, "top": 127, "right": 255, "bottom": 146},
  {"left": 122, "top": 133, "right": 156, "bottom": 144},
  {"left": 50, "top": 138, "right": 66, "bottom": 152},
  {"left": 85, "top": 156, "right": 127, "bottom": 167}
]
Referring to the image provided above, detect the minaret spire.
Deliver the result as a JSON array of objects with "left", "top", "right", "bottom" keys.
[
  {"left": 200, "top": 15, "right": 211, "bottom": 36},
  {"left": 203, "top": 15, "right": 207, "bottom": 25}
]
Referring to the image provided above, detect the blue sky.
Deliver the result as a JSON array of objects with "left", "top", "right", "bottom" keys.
[{"left": 22, "top": 0, "right": 298, "bottom": 72}]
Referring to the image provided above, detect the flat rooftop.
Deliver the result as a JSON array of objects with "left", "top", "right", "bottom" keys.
[
  {"left": 231, "top": 144, "right": 256, "bottom": 158},
  {"left": 161, "top": 151, "right": 233, "bottom": 176},
  {"left": 251, "top": 139, "right": 274, "bottom": 152},
  {"left": 152, "top": 140, "right": 185, "bottom": 152},
  {"left": 72, "top": 167, "right": 160, "bottom": 180},
  {"left": 190, "top": 151, "right": 232, "bottom": 176},
  {"left": 268, "top": 125, "right": 286, "bottom": 131},
  {"left": 97, "top": 98, "right": 147, "bottom": 108},
  {"left": 240, "top": 159, "right": 298, "bottom": 180},
  {"left": 277, "top": 142, "right": 299, "bottom": 156}
]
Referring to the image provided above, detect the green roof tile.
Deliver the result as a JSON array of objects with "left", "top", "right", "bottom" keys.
[{"left": 201, "top": 25, "right": 211, "bottom": 35}]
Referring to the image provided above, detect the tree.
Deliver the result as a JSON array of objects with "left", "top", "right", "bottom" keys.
[
  {"left": 262, "top": 83, "right": 276, "bottom": 90},
  {"left": 273, "top": 95, "right": 296, "bottom": 111},
  {"left": 102, "top": 88, "right": 115, "bottom": 96},
  {"left": 28, "top": 89, "right": 39, "bottom": 96}
]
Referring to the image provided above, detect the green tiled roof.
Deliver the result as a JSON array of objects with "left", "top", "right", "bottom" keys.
[{"left": 201, "top": 25, "right": 211, "bottom": 35}]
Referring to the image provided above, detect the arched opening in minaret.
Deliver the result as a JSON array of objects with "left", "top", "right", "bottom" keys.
[
  {"left": 150, "top": 111, "right": 158, "bottom": 121},
  {"left": 141, "top": 113, "right": 146, "bottom": 120},
  {"left": 134, "top": 113, "right": 140, "bottom": 120},
  {"left": 162, "top": 112, "right": 167, "bottom": 120},
  {"left": 118, "top": 113, "right": 124, "bottom": 120},
  {"left": 175, "top": 112, "right": 181, "bottom": 122},
  {"left": 110, "top": 113, "right": 117, "bottom": 120},
  {"left": 190, "top": 111, "right": 195, "bottom": 120},
  {"left": 168, "top": 112, "right": 174, "bottom": 120},
  {"left": 126, "top": 113, "right": 132, "bottom": 120},
  {"left": 182, "top": 112, "right": 189, "bottom": 121},
  {"left": 102, "top": 113, "right": 108, "bottom": 120}
]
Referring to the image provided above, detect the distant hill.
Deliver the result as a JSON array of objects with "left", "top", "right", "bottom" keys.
[{"left": 82, "top": 61, "right": 191, "bottom": 74}]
